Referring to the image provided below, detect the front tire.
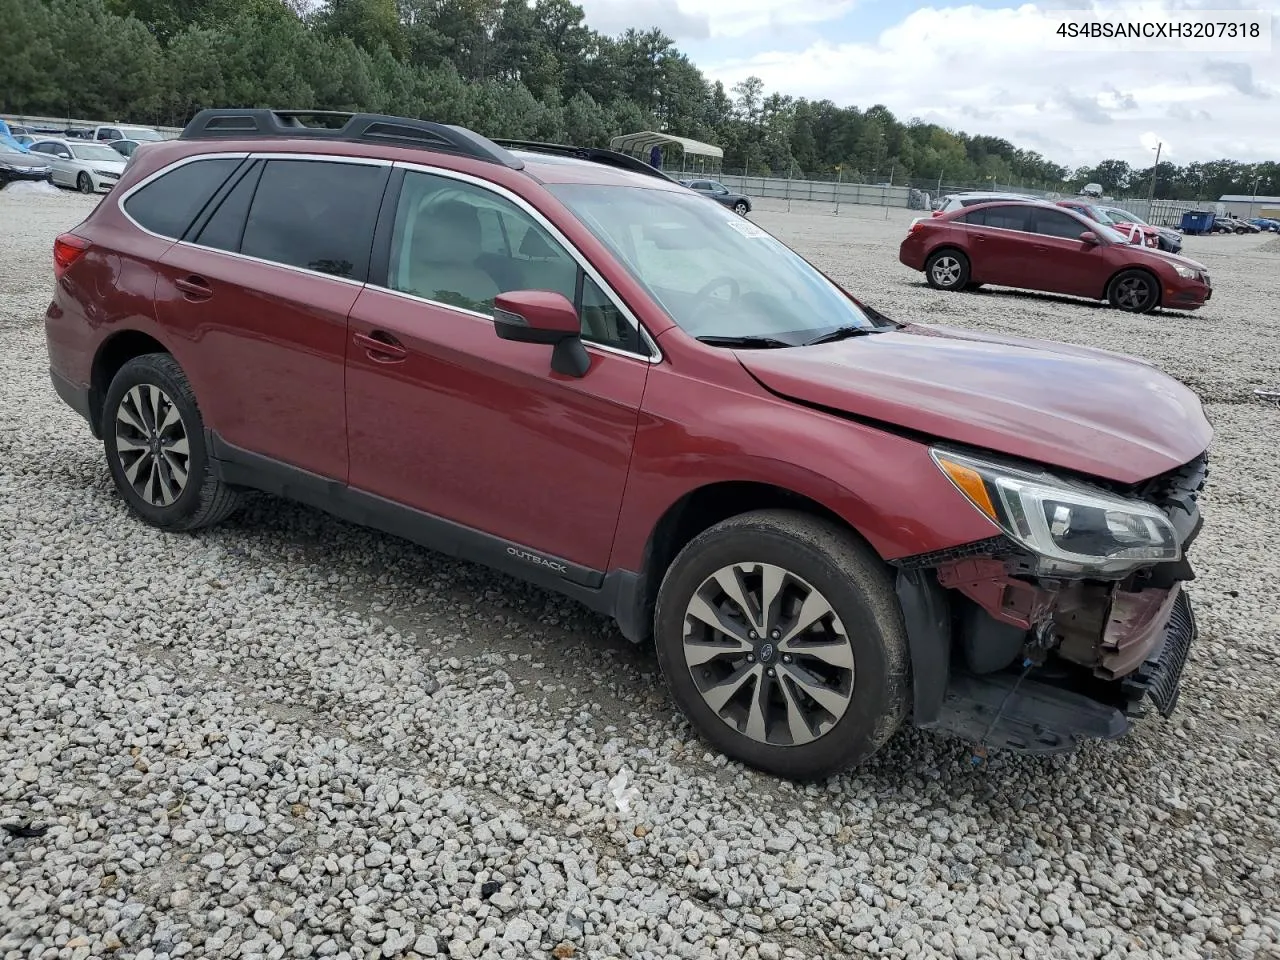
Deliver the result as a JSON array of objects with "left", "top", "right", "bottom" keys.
[
  {"left": 102, "top": 353, "right": 241, "bottom": 531},
  {"left": 924, "top": 248, "right": 970, "bottom": 291},
  {"left": 733, "top": 200, "right": 749, "bottom": 216},
  {"left": 1107, "top": 268, "right": 1160, "bottom": 313},
  {"left": 653, "top": 510, "right": 910, "bottom": 781},
  {"left": 77, "top": 172, "right": 94, "bottom": 194}
]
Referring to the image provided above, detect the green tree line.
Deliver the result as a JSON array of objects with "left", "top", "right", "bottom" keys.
[{"left": 2, "top": 0, "right": 1276, "bottom": 198}]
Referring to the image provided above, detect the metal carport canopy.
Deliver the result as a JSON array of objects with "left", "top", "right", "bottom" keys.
[{"left": 609, "top": 131, "right": 723, "bottom": 160}]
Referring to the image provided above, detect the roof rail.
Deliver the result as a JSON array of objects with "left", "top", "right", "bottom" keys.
[
  {"left": 179, "top": 109, "right": 524, "bottom": 170},
  {"left": 489, "top": 139, "right": 677, "bottom": 182}
]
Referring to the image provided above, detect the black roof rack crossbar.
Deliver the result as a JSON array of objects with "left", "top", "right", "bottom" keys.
[
  {"left": 179, "top": 109, "right": 524, "bottom": 170},
  {"left": 489, "top": 139, "right": 678, "bottom": 182}
]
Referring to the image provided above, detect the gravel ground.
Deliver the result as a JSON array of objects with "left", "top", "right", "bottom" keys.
[{"left": 2, "top": 186, "right": 1278, "bottom": 960}]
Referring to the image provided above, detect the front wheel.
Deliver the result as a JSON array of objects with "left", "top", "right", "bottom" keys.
[
  {"left": 1107, "top": 269, "right": 1160, "bottom": 313},
  {"left": 733, "top": 200, "right": 749, "bottom": 216},
  {"left": 924, "top": 249, "right": 970, "bottom": 291},
  {"left": 102, "top": 352, "right": 241, "bottom": 531},
  {"left": 653, "top": 510, "right": 910, "bottom": 781},
  {"left": 77, "top": 172, "right": 94, "bottom": 194}
]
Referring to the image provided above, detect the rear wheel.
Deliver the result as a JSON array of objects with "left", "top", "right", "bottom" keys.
[
  {"left": 76, "top": 172, "right": 94, "bottom": 194},
  {"left": 1108, "top": 269, "right": 1160, "bottom": 313},
  {"left": 102, "top": 353, "right": 241, "bottom": 531},
  {"left": 653, "top": 510, "right": 910, "bottom": 781},
  {"left": 924, "top": 249, "right": 970, "bottom": 291}
]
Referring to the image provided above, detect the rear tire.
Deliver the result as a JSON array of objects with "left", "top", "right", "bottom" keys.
[
  {"left": 653, "top": 509, "right": 910, "bottom": 781},
  {"left": 924, "top": 248, "right": 970, "bottom": 291},
  {"left": 102, "top": 353, "right": 241, "bottom": 531},
  {"left": 1107, "top": 269, "right": 1160, "bottom": 313}
]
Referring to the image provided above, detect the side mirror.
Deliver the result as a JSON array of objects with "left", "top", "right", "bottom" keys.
[
  {"left": 1078, "top": 230, "right": 1099, "bottom": 245},
  {"left": 492, "top": 290, "right": 590, "bottom": 378}
]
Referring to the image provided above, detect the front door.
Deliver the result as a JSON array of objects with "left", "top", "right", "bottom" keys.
[
  {"left": 154, "top": 155, "right": 391, "bottom": 481},
  {"left": 1024, "top": 207, "right": 1109, "bottom": 297},
  {"left": 344, "top": 166, "right": 652, "bottom": 572}
]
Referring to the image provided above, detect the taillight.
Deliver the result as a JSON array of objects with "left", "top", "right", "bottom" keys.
[{"left": 53, "top": 233, "right": 90, "bottom": 280}]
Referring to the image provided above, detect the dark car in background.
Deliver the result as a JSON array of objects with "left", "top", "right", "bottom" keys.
[
  {"left": 0, "top": 145, "right": 53, "bottom": 186},
  {"left": 900, "top": 199, "right": 1211, "bottom": 313},
  {"left": 679, "top": 177, "right": 752, "bottom": 215}
]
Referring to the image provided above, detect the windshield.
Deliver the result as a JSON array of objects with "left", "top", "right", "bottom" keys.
[
  {"left": 71, "top": 142, "right": 124, "bottom": 162},
  {"left": 1090, "top": 219, "right": 1133, "bottom": 244},
  {"left": 546, "top": 183, "right": 887, "bottom": 344},
  {"left": 122, "top": 128, "right": 163, "bottom": 141},
  {"left": 1104, "top": 207, "right": 1147, "bottom": 225}
]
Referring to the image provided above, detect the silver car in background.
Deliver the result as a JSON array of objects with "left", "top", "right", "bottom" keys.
[{"left": 26, "top": 137, "right": 127, "bottom": 193}]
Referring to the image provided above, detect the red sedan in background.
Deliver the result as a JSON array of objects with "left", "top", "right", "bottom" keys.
[
  {"left": 899, "top": 200, "right": 1211, "bottom": 313},
  {"left": 1056, "top": 198, "right": 1160, "bottom": 248}
]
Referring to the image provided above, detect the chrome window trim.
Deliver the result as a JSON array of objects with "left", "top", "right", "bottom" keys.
[
  {"left": 172, "top": 240, "right": 367, "bottom": 288},
  {"left": 116, "top": 151, "right": 252, "bottom": 242},
  {"left": 387, "top": 159, "right": 661, "bottom": 363}
]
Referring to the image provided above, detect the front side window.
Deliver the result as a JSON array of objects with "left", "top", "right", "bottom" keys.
[
  {"left": 546, "top": 182, "right": 888, "bottom": 344},
  {"left": 1030, "top": 209, "right": 1090, "bottom": 239},
  {"left": 384, "top": 170, "right": 642, "bottom": 353},
  {"left": 238, "top": 159, "right": 388, "bottom": 280}
]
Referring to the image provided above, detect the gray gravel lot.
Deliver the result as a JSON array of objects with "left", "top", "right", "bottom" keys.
[{"left": 2, "top": 186, "right": 1279, "bottom": 960}]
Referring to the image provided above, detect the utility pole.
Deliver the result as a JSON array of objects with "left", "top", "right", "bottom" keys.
[
  {"left": 1146, "top": 141, "right": 1162, "bottom": 211},
  {"left": 1249, "top": 169, "right": 1261, "bottom": 219}
]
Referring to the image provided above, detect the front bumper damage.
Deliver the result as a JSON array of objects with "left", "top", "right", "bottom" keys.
[{"left": 895, "top": 450, "right": 1207, "bottom": 756}]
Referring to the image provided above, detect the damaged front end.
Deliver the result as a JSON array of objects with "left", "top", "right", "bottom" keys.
[{"left": 895, "top": 446, "right": 1208, "bottom": 755}]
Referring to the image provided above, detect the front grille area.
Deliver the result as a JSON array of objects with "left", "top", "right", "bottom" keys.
[{"left": 1122, "top": 589, "right": 1196, "bottom": 717}]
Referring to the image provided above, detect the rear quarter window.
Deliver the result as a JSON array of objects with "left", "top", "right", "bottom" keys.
[{"left": 122, "top": 157, "right": 244, "bottom": 239}]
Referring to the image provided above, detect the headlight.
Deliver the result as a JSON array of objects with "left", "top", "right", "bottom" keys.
[
  {"left": 930, "top": 447, "right": 1180, "bottom": 577},
  {"left": 1173, "top": 265, "right": 1199, "bottom": 279}
]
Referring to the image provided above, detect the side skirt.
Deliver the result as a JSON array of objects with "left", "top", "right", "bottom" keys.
[{"left": 206, "top": 432, "right": 647, "bottom": 631}]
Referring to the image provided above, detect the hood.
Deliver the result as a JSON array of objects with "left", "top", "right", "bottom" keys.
[
  {"left": 1129, "top": 245, "right": 1206, "bottom": 272},
  {"left": 0, "top": 148, "right": 47, "bottom": 166},
  {"left": 736, "top": 323, "right": 1212, "bottom": 484}
]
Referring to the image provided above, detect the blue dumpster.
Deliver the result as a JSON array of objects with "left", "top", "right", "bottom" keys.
[{"left": 1180, "top": 210, "right": 1215, "bottom": 235}]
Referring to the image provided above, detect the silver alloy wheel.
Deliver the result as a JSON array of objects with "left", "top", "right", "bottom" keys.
[
  {"left": 930, "top": 256, "right": 961, "bottom": 286},
  {"left": 114, "top": 384, "right": 190, "bottom": 507},
  {"left": 1113, "top": 275, "right": 1153, "bottom": 310},
  {"left": 681, "top": 562, "right": 855, "bottom": 746}
]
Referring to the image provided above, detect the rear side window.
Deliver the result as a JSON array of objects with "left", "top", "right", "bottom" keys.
[
  {"left": 965, "top": 205, "right": 1028, "bottom": 231},
  {"left": 192, "top": 162, "right": 263, "bottom": 252},
  {"left": 123, "top": 157, "right": 242, "bottom": 239},
  {"left": 238, "top": 159, "right": 388, "bottom": 280}
]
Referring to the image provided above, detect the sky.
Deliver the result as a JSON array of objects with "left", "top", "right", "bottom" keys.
[{"left": 575, "top": 0, "right": 1280, "bottom": 170}]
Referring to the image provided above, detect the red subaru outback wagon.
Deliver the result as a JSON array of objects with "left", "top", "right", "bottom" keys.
[{"left": 45, "top": 109, "right": 1211, "bottom": 780}]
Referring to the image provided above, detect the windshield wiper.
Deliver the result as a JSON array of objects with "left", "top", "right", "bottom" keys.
[
  {"left": 695, "top": 334, "right": 794, "bottom": 349},
  {"left": 801, "top": 325, "right": 881, "bottom": 346}
]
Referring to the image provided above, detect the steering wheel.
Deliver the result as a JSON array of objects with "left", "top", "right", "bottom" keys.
[{"left": 692, "top": 276, "right": 740, "bottom": 306}]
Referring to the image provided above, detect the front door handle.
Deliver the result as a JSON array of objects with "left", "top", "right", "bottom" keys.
[
  {"left": 353, "top": 330, "right": 408, "bottom": 363},
  {"left": 174, "top": 276, "right": 212, "bottom": 300}
]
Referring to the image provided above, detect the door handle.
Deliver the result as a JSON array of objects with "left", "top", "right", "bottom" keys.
[
  {"left": 1034, "top": 245, "right": 1049, "bottom": 252},
  {"left": 353, "top": 330, "right": 408, "bottom": 362},
  {"left": 972, "top": 234, "right": 987, "bottom": 242},
  {"left": 174, "top": 276, "right": 212, "bottom": 300}
]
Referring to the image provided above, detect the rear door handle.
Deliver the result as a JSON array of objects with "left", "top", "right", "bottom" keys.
[
  {"left": 174, "top": 276, "right": 212, "bottom": 300},
  {"left": 354, "top": 330, "right": 408, "bottom": 362}
]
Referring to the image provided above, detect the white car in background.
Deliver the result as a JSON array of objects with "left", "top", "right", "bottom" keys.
[
  {"left": 92, "top": 124, "right": 164, "bottom": 144},
  {"left": 26, "top": 137, "right": 127, "bottom": 193}
]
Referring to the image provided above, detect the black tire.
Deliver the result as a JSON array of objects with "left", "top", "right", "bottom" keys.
[
  {"left": 924, "top": 248, "right": 970, "bottom": 291},
  {"left": 653, "top": 509, "right": 910, "bottom": 781},
  {"left": 733, "top": 200, "right": 749, "bottom": 216},
  {"left": 77, "top": 172, "right": 94, "bottom": 194},
  {"left": 1107, "top": 268, "right": 1160, "bottom": 313},
  {"left": 102, "top": 352, "right": 241, "bottom": 531}
]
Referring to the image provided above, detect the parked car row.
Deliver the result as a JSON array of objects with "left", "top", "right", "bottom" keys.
[
  {"left": 25, "top": 137, "right": 127, "bottom": 193},
  {"left": 901, "top": 197, "right": 1211, "bottom": 313},
  {"left": 2, "top": 119, "right": 161, "bottom": 192}
]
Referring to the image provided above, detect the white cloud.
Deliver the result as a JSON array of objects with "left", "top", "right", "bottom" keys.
[
  {"left": 700, "top": 1, "right": 1280, "bottom": 167},
  {"left": 577, "top": 0, "right": 855, "bottom": 41}
]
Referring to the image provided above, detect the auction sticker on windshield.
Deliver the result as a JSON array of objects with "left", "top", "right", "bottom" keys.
[{"left": 726, "top": 218, "right": 767, "bottom": 238}]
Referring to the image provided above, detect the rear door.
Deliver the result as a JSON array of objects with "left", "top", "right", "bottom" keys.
[
  {"left": 150, "top": 155, "right": 391, "bottom": 481},
  {"left": 1024, "top": 207, "right": 1107, "bottom": 297},
  {"left": 955, "top": 204, "right": 1031, "bottom": 285}
]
